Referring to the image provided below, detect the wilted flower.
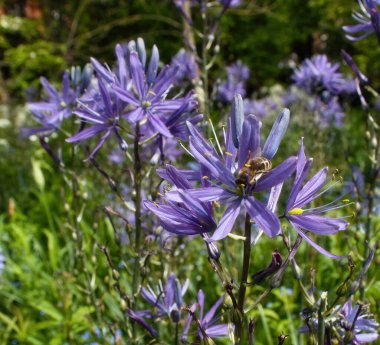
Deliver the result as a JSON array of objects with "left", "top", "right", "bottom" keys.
[
  {"left": 285, "top": 139, "right": 349, "bottom": 259},
  {"left": 343, "top": 0, "right": 380, "bottom": 43},
  {"left": 181, "top": 290, "right": 232, "bottom": 342}
]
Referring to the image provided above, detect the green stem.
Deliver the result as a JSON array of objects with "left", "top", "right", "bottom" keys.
[
  {"left": 235, "top": 213, "right": 252, "bottom": 343},
  {"left": 132, "top": 123, "right": 142, "bottom": 296}
]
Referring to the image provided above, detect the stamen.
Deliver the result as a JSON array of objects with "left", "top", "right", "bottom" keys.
[
  {"left": 225, "top": 151, "right": 233, "bottom": 156},
  {"left": 202, "top": 176, "right": 209, "bottom": 180},
  {"left": 209, "top": 119, "right": 224, "bottom": 158},
  {"left": 178, "top": 140, "right": 194, "bottom": 158},
  {"left": 227, "top": 233, "right": 246, "bottom": 241}
]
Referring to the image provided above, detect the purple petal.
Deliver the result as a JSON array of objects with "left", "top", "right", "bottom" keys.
[
  {"left": 165, "top": 273, "right": 175, "bottom": 309},
  {"left": 147, "top": 45, "right": 159, "bottom": 85},
  {"left": 244, "top": 197, "right": 280, "bottom": 237},
  {"left": 198, "top": 290, "right": 205, "bottom": 320},
  {"left": 148, "top": 111, "right": 173, "bottom": 137},
  {"left": 66, "top": 124, "right": 108, "bottom": 143},
  {"left": 205, "top": 324, "right": 231, "bottom": 338},
  {"left": 288, "top": 214, "right": 348, "bottom": 234},
  {"left": 231, "top": 94, "right": 244, "bottom": 148},
  {"left": 113, "top": 85, "right": 139, "bottom": 106},
  {"left": 290, "top": 221, "right": 348, "bottom": 260},
  {"left": 124, "top": 107, "right": 144, "bottom": 123},
  {"left": 91, "top": 57, "right": 115, "bottom": 84},
  {"left": 203, "top": 296, "right": 224, "bottom": 325},
  {"left": 238, "top": 115, "right": 260, "bottom": 170},
  {"left": 115, "top": 44, "right": 128, "bottom": 88},
  {"left": 126, "top": 309, "right": 158, "bottom": 337},
  {"left": 355, "top": 333, "right": 379, "bottom": 343},
  {"left": 262, "top": 108, "right": 290, "bottom": 160},
  {"left": 85, "top": 128, "right": 113, "bottom": 160},
  {"left": 294, "top": 167, "right": 328, "bottom": 208},
  {"left": 211, "top": 200, "right": 242, "bottom": 241},
  {"left": 129, "top": 51, "right": 147, "bottom": 98},
  {"left": 40, "top": 77, "right": 59, "bottom": 100},
  {"left": 254, "top": 156, "right": 297, "bottom": 192},
  {"left": 164, "top": 165, "right": 192, "bottom": 189}
]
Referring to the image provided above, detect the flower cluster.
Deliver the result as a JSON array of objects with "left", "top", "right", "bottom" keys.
[
  {"left": 146, "top": 94, "right": 349, "bottom": 258},
  {"left": 128, "top": 273, "right": 232, "bottom": 342},
  {"left": 301, "top": 298, "right": 379, "bottom": 344}
]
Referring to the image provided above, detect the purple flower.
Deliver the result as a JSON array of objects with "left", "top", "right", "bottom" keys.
[
  {"left": 343, "top": 0, "right": 380, "bottom": 43},
  {"left": 243, "top": 98, "right": 277, "bottom": 119},
  {"left": 113, "top": 51, "right": 198, "bottom": 138},
  {"left": 145, "top": 165, "right": 217, "bottom": 236},
  {"left": 285, "top": 139, "right": 349, "bottom": 259},
  {"left": 300, "top": 298, "right": 379, "bottom": 344},
  {"left": 66, "top": 78, "right": 127, "bottom": 159},
  {"left": 182, "top": 290, "right": 232, "bottom": 342},
  {"left": 217, "top": 61, "right": 250, "bottom": 103},
  {"left": 307, "top": 96, "right": 346, "bottom": 128},
  {"left": 166, "top": 96, "right": 296, "bottom": 241},
  {"left": 141, "top": 272, "right": 189, "bottom": 321},
  {"left": 338, "top": 298, "right": 379, "bottom": 344},
  {"left": 171, "top": 49, "right": 199, "bottom": 84},
  {"left": 219, "top": 0, "right": 242, "bottom": 8},
  {"left": 25, "top": 72, "right": 78, "bottom": 137},
  {"left": 292, "top": 55, "right": 350, "bottom": 96}
]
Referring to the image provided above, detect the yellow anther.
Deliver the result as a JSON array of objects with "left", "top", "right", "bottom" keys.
[
  {"left": 153, "top": 202, "right": 159, "bottom": 207},
  {"left": 213, "top": 201, "right": 220, "bottom": 208},
  {"left": 343, "top": 199, "right": 350, "bottom": 203},
  {"left": 288, "top": 208, "right": 304, "bottom": 215},
  {"left": 225, "top": 151, "right": 233, "bottom": 156},
  {"left": 244, "top": 164, "right": 251, "bottom": 167},
  {"left": 60, "top": 101, "right": 67, "bottom": 107},
  {"left": 148, "top": 90, "right": 156, "bottom": 95},
  {"left": 202, "top": 176, "right": 209, "bottom": 180},
  {"left": 157, "top": 192, "right": 163, "bottom": 197},
  {"left": 205, "top": 152, "right": 212, "bottom": 157}
]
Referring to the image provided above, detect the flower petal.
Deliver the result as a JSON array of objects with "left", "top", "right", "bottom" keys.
[
  {"left": 244, "top": 197, "right": 280, "bottom": 237},
  {"left": 211, "top": 200, "right": 242, "bottom": 241},
  {"left": 262, "top": 108, "right": 290, "bottom": 160}
]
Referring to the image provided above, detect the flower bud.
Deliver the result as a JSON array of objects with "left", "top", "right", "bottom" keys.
[
  {"left": 170, "top": 306, "right": 181, "bottom": 323},
  {"left": 206, "top": 240, "right": 221, "bottom": 260},
  {"left": 223, "top": 294, "right": 233, "bottom": 309},
  {"left": 231, "top": 94, "right": 244, "bottom": 148},
  {"left": 136, "top": 37, "right": 146, "bottom": 67},
  {"left": 147, "top": 45, "right": 159, "bottom": 85}
]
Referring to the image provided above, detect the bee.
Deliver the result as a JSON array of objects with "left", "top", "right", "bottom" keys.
[{"left": 235, "top": 156, "right": 272, "bottom": 187}]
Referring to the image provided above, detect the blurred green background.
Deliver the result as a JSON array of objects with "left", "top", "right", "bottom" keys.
[{"left": 0, "top": 1, "right": 379, "bottom": 344}]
